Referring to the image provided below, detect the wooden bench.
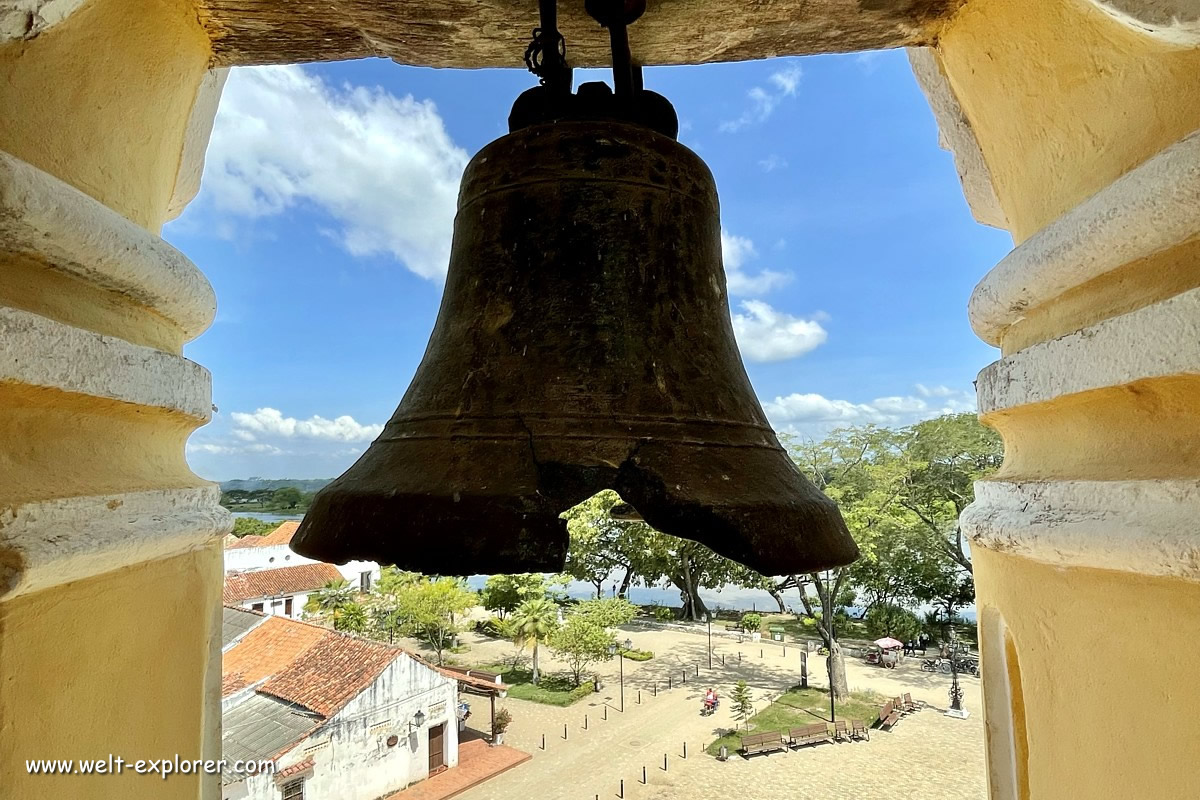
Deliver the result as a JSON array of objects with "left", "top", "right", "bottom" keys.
[
  {"left": 832, "top": 719, "right": 850, "bottom": 742},
  {"left": 788, "top": 722, "right": 833, "bottom": 748},
  {"left": 740, "top": 731, "right": 788, "bottom": 756},
  {"left": 849, "top": 719, "right": 870, "bottom": 741},
  {"left": 900, "top": 693, "right": 921, "bottom": 713},
  {"left": 877, "top": 701, "right": 900, "bottom": 730}
]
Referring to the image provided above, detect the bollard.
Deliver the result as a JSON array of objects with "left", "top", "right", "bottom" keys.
[
  {"left": 721, "top": 653, "right": 726, "bottom": 666},
  {"left": 653, "top": 682, "right": 658, "bottom": 696},
  {"left": 668, "top": 676, "right": 673, "bottom": 690},
  {"left": 739, "top": 651, "right": 742, "bottom": 663},
  {"left": 683, "top": 741, "right": 688, "bottom": 759},
  {"left": 603, "top": 705, "right": 608, "bottom": 720},
  {"left": 642, "top": 766, "right": 647, "bottom": 784},
  {"left": 663, "top": 754, "right": 668, "bottom": 772},
  {"left": 563, "top": 723, "right": 568, "bottom": 740},
  {"left": 694, "top": 664, "right": 699, "bottom": 677},
  {"left": 783, "top": 644, "right": 787, "bottom": 656},
  {"left": 681, "top": 669, "right": 686, "bottom": 684},
  {"left": 638, "top": 689, "right": 642, "bottom": 704},
  {"left": 760, "top": 649, "right": 763, "bottom": 658},
  {"left": 619, "top": 779, "right": 624, "bottom": 799},
  {"left": 585, "top": 714, "right": 588, "bottom": 730},
  {"left": 541, "top": 733, "right": 545, "bottom": 750}
]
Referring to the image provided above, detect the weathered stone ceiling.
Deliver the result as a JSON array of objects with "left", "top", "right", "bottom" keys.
[{"left": 197, "top": 0, "right": 957, "bottom": 68}]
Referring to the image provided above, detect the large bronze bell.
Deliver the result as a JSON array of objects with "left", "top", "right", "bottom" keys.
[{"left": 292, "top": 113, "right": 857, "bottom": 577}]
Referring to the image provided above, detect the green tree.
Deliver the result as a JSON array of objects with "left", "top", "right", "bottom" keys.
[
  {"left": 375, "top": 566, "right": 422, "bottom": 595},
  {"left": 900, "top": 413, "right": 1003, "bottom": 573},
  {"left": 548, "top": 614, "right": 615, "bottom": 687},
  {"left": 394, "top": 577, "right": 475, "bottom": 665},
  {"left": 272, "top": 487, "right": 303, "bottom": 509},
  {"left": 508, "top": 598, "right": 560, "bottom": 685},
  {"left": 640, "top": 535, "right": 750, "bottom": 622},
  {"left": 480, "top": 573, "right": 568, "bottom": 619},
  {"left": 336, "top": 601, "right": 368, "bottom": 634},
  {"left": 729, "top": 680, "right": 754, "bottom": 729},
  {"left": 572, "top": 596, "right": 637, "bottom": 628},
  {"left": 305, "top": 578, "right": 356, "bottom": 618},
  {"left": 563, "top": 491, "right": 657, "bottom": 598},
  {"left": 864, "top": 603, "right": 922, "bottom": 641},
  {"left": 788, "top": 424, "right": 910, "bottom": 699},
  {"left": 230, "top": 517, "right": 278, "bottom": 538}
]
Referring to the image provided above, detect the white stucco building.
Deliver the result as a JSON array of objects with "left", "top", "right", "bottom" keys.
[
  {"left": 224, "top": 521, "right": 382, "bottom": 591},
  {"left": 222, "top": 562, "right": 346, "bottom": 619},
  {"left": 220, "top": 607, "right": 461, "bottom": 800}
]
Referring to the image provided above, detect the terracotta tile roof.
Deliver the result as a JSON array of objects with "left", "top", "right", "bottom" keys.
[
  {"left": 227, "top": 520, "right": 301, "bottom": 549},
  {"left": 436, "top": 665, "right": 509, "bottom": 696},
  {"left": 276, "top": 757, "right": 316, "bottom": 780},
  {"left": 258, "top": 632, "right": 401, "bottom": 717},
  {"left": 222, "top": 563, "right": 344, "bottom": 603},
  {"left": 221, "top": 616, "right": 328, "bottom": 697}
]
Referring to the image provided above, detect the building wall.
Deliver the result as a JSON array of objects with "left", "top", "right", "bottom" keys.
[
  {"left": 224, "top": 544, "right": 381, "bottom": 589},
  {"left": 240, "top": 591, "right": 311, "bottom": 619},
  {"left": 238, "top": 655, "right": 459, "bottom": 800},
  {"left": 922, "top": 0, "right": 1200, "bottom": 797},
  {"left": 0, "top": 0, "right": 227, "bottom": 798}
]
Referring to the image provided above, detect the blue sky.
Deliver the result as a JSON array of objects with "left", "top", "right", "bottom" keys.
[{"left": 168, "top": 50, "right": 1013, "bottom": 481}]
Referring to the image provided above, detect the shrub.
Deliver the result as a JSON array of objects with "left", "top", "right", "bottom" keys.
[
  {"left": 800, "top": 616, "right": 817, "bottom": 629},
  {"left": 473, "top": 616, "right": 512, "bottom": 638},
  {"left": 653, "top": 605, "right": 674, "bottom": 622},
  {"left": 621, "top": 648, "right": 654, "bottom": 661},
  {"left": 740, "top": 613, "right": 762, "bottom": 633},
  {"left": 569, "top": 683, "right": 596, "bottom": 703},
  {"left": 492, "top": 707, "right": 513, "bottom": 735}
]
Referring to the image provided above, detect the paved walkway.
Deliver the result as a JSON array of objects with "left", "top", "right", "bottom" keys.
[
  {"left": 444, "top": 626, "right": 985, "bottom": 800},
  {"left": 387, "top": 739, "right": 530, "bottom": 800}
]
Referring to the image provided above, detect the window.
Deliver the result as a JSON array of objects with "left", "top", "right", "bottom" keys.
[
  {"left": 280, "top": 778, "right": 304, "bottom": 800},
  {"left": 285, "top": 597, "right": 293, "bottom": 616},
  {"left": 251, "top": 603, "right": 264, "bottom": 612},
  {"left": 360, "top": 571, "right": 372, "bottom": 592}
]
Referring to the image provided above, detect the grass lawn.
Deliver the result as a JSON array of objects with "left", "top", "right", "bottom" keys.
[
  {"left": 706, "top": 686, "right": 884, "bottom": 756},
  {"left": 476, "top": 665, "right": 593, "bottom": 706}
]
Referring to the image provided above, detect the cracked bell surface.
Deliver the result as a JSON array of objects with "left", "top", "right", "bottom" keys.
[{"left": 291, "top": 119, "right": 857, "bottom": 577}]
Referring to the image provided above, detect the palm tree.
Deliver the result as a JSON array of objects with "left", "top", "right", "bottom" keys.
[
  {"left": 306, "top": 578, "right": 356, "bottom": 620},
  {"left": 509, "top": 598, "right": 560, "bottom": 685}
]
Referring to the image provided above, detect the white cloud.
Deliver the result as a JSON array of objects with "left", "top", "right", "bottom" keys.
[
  {"left": 200, "top": 65, "right": 469, "bottom": 280},
  {"left": 732, "top": 300, "right": 828, "bottom": 362},
  {"left": 230, "top": 407, "right": 384, "bottom": 443},
  {"left": 769, "top": 66, "right": 802, "bottom": 97},
  {"left": 764, "top": 386, "right": 978, "bottom": 428},
  {"left": 719, "top": 64, "right": 803, "bottom": 132},
  {"left": 721, "top": 229, "right": 791, "bottom": 296},
  {"left": 187, "top": 442, "right": 282, "bottom": 456},
  {"left": 758, "top": 154, "right": 788, "bottom": 173},
  {"left": 915, "top": 383, "right": 957, "bottom": 398}
]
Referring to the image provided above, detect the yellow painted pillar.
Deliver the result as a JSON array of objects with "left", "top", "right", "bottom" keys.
[
  {"left": 0, "top": 0, "right": 228, "bottom": 798},
  {"left": 915, "top": 0, "right": 1200, "bottom": 796}
]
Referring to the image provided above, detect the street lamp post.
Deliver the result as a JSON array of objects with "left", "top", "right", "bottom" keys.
[
  {"left": 610, "top": 638, "right": 632, "bottom": 712},
  {"left": 948, "top": 637, "right": 965, "bottom": 715},
  {"left": 707, "top": 612, "right": 713, "bottom": 669}
]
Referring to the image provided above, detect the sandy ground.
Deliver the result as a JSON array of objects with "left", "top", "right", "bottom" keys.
[{"left": 397, "top": 616, "right": 986, "bottom": 800}]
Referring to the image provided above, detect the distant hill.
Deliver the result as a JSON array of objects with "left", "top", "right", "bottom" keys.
[{"left": 219, "top": 477, "right": 333, "bottom": 493}]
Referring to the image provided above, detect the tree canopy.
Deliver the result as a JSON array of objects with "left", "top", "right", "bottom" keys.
[{"left": 480, "top": 573, "right": 568, "bottom": 619}]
